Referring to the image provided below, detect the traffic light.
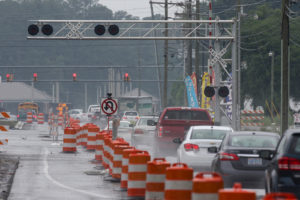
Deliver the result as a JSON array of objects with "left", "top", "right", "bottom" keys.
[
  {"left": 6, "top": 74, "right": 10, "bottom": 82},
  {"left": 73, "top": 73, "right": 77, "bottom": 81},
  {"left": 108, "top": 25, "right": 119, "bottom": 35},
  {"left": 33, "top": 73, "right": 37, "bottom": 82},
  {"left": 204, "top": 86, "right": 215, "bottom": 98},
  {"left": 28, "top": 24, "right": 39, "bottom": 36},
  {"left": 94, "top": 24, "right": 119, "bottom": 36},
  {"left": 94, "top": 25, "right": 105, "bottom": 36},
  {"left": 218, "top": 86, "right": 229, "bottom": 98},
  {"left": 124, "top": 73, "right": 130, "bottom": 82}
]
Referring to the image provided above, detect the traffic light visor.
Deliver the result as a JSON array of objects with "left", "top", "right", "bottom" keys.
[{"left": 204, "top": 86, "right": 215, "bottom": 97}]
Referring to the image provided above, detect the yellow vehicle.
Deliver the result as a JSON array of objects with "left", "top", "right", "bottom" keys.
[{"left": 17, "top": 102, "right": 39, "bottom": 121}]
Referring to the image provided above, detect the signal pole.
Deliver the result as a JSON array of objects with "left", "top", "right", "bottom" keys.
[
  {"left": 281, "top": 0, "right": 290, "bottom": 134},
  {"left": 163, "top": 0, "right": 169, "bottom": 108}
]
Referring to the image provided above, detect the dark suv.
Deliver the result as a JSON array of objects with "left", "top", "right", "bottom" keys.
[{"left": 263, "top": 128, "right": 300, "bottom": 198}]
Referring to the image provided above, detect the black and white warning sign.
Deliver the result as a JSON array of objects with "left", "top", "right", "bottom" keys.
[{"left": 101, "top": 98, "right": 118, "bottom": 115}]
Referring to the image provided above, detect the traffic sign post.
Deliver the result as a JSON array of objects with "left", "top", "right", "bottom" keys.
[{"left": 101, "top": 93, "right": 118, "bottom": 131}]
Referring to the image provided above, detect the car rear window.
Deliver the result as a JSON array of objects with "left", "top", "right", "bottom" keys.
[
  {"left": 125, "top": 112, "right": 138, "bottom": 116},
  {"left": 191, "top": 129, "right": 228, "bottom": 140},
  {"left": 138, "top": 118, "right": 158, "bottom": 126},
  {"left": 229, "top": 135, "right": 279, "bottom": 148},
  {"left": 288, "top": 134, "right": 300, "bottom": 155},
  {"left": 163, "top": 110, "right": 209, "bottom": 120}
]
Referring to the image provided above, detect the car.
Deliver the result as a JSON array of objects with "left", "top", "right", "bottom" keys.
[
  {"left": 87, "top": 105, "right": 101, "bottom": 121},
  {"left": 104, "top": 120, "right": 132, "bottom": 132},
  {"left": 210, "top": 131, "right": 280, "bottom": 188},
  {"left": 263, "top": 128, "right": 300, "bottom": 198},
  {"left": 131, "top": 116, "right": 159, "bottom": 148},
  {"left": 174, "top": 126, "right": 233, "bottom": 172},
  {"left": 121, "top": 111, "right": 140, "bottom": 124},
  {"left": 69, "top": 109, "right": 88, "bottom": 122}
]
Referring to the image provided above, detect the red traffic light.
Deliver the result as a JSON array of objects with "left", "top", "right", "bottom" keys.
[
  {"left": 33, "top": 73, "right": 37, "bottom": 81},
  {"left": 73, "top": 73, "right": 77, "bottom": 81},
  {"left": 124, "top": 73, "right": 130, "bottom": 82},
  {"left": 6, "top": 74, "right": 10, "bottom": 82}
]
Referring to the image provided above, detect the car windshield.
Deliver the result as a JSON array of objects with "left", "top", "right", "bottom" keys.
[
  {"left": 125, "top": 112, "right": 137, "bottom": 116},
  {"left": 229, "top": 135, "right": 279, "bottom": 148},
  {"left": 190, "top": 129, "right": 229, "bottom": 140},
  {"left": 138, "top": 118, "right": 158, "bottom": 126}
]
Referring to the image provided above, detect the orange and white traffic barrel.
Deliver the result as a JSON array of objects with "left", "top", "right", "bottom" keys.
[
  {"left": 0, "top": 139, "right": 8, "bottom": 145},
  {"left": 58, "top": 114, "right": 64, "bottom": 127},
  {"left": 109, "top": 139, "right": 129, "bottom": 174},
  {"left": 63, "top": 127, "right": 77, "bottom": 153},
  {"left": 192, "top": 172, "right": 223, "bottom": 200},
  {"left": 111, "top": 145, "right": 132, "bottom": 179},
  {"left": 37, "top": 113, "right": 44, "bottom": 124},
  {"left": 102, "top": 134, "right": 112, "bottom": 169},
  {"left": 26, "top": 112, "right": 33, "bottom": 123},
  {"left": 128, "top": 151, "right": 151, "bottom": 198},
  {"left": 71, "top": 124, "right": 81, "bottom": 146},
  {"left": 263, "top": 193, "right": 297, "bottom": 200},
  {"left": 82, "top": 124, "right": 89, "bottom": 148},
  {"left": 219, "top": 183, "right": 256, "bottom": 200},
  {"left": 164, "top": 163, "right": 193, "bottom": 200},
  {"left": 121, "top": 148, "right": 142, "bottom": 189},
  {"left": 95, "top": 131, "right": 109, "bottom": 161},
  {"left": 87, "top": 125, "right": 99, "bottom": 150},
  {"left": 145, "top": 158, "right": 171, "bottom": 200}
]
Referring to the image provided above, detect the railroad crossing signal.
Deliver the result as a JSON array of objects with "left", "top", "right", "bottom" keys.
[{"left": 204, "top": 86, "right": 229, "bottom": 98}]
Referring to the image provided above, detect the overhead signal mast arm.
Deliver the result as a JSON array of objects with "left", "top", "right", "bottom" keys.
[{"left": 27, "top": 20, "right": 235, "bottom": 40}]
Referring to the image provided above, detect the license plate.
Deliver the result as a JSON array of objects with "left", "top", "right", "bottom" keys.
[{"left": 248, "top": 158, "right": 262, "bottom": 165}]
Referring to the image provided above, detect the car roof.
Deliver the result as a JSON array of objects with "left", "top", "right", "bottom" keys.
[
  {"left": 190, "top": 125, "right": 233, "bottom": 130},
  {"left": 164, "top": 107, "right": 209, "bottom": 111}
]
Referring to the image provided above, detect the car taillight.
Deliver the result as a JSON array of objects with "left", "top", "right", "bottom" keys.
[
  {"left": 158, "top": 126, "right": 163, "bottom": 137},
  {"left": 17, "top": 114, "right": 19, "bottom": 118},
  {"left": 184, "top": 143, "right": 199, "bottom": 151},
  {"left": 220, "top": 152, "right": 239, "bottom": 161},
  {"left": 134, "top": 129, "right": 143, "bottom": 134},
  {"left": 135, "top": 116, "right": 139, "bottom": 119},
  {"left": 123, "top": 117, "right": 127, "bottom": 120},
  {"left": 278, "top": 157, "right": 300, "bottom": 171}
]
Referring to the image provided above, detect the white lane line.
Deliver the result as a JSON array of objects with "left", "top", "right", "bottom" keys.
[{"left": 43, "top": 147, "right": 113, "bottom": 199}]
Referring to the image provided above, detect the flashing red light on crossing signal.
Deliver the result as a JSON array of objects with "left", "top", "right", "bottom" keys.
[
  {"left": 73, "top": 73, "right": 77, "bottom": 81},
  {"left": 33, "top": 73, "right": 37, "bottom": 82},
  {"left": 6, "top": 74, "right": 10, "bottom": 82}
]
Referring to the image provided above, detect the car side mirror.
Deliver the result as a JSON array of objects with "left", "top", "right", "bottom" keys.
[
  {"left": 259, "top": 150, "right": 274, "bottom": 160},
  {"left": 173, "top": 138, "right": 182, "bottom": 144},
  {"left": 208, "top": 146, "right": 218, "bottom": 153}
]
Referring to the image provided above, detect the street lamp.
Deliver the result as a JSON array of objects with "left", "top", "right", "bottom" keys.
[{"left": 269, "top": 51, "right": 275, "bottom": 122}]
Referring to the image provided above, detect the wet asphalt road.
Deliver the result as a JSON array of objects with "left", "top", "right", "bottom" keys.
[{"left": 0, "top": 121, "right": 265, "bottom": 199}]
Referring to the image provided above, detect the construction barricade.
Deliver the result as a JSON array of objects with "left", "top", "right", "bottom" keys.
[
  {"left": 192, "top": 172, "right": 223, "bottom": 200},
  {"left": 37, "top": 113, "right": 44, "bottom": 124},
  {"left": 95, "top": 131, "right": 110, "bottom": 161},
  {"left": 219, "top": 183, "right": 256, "bottom": 200},
  {"left": 63, "top": 127, "right": 76, "bottom": 153},
  {"left": 102, "top": 134, "right": 112, "bottom": 169},
  {"left": 145, "top": 158, "right": 170, "bottom": 200},
  {"left": 127, "top": 151, "right": 151, "bottom": 198},
  {"left": 121, "top": 148, "right": 142, "bottom": 190},
  {"left": 111, "top": 145, "right": 132, "bottom": 179},
  {"left": 26, "top": 112, "right": 33, "bottom": 123},
  {"left": 87, "top": 125, "right": 99, "bottom": 150},
  {"left": 263, "top": 193, "right": 297, "bottom": 200},
  {"left": 0, "top": 139, "right": 8, "bottom": 145},
  {"left": 164, "top": 163, "right": 193, "bottom": 200},
  {"left": 241, "top": 109, "right": 264, "bottom": 127}
]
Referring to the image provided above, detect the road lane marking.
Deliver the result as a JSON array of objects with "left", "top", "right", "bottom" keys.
[{"left": 43, "top": 147, "right": 114, "bottom": 199}]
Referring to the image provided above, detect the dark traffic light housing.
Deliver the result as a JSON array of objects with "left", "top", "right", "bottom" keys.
[
  {"left": 94, "top": 25, "right": 106, "bottom": 36},
  {"left": 41, "top": 24, "right": 53, "bottom": 35}
]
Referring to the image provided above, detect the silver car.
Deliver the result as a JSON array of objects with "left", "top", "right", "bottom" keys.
[{"left": 175, "top": 125, "right": 233, "bottom": 171}]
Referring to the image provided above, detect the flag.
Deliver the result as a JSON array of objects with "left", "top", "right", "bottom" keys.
[{"left": 184, "top": 76, "right": 199, "bottom": 108}]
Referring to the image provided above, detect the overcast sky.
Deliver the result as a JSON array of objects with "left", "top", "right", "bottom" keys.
[{"left": 98, "top": 0, "right": 183, "bottom": 19}]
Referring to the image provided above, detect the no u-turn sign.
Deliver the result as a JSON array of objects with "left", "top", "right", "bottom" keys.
[{"left": 101, "top": 98, "right": 118, "bottom": 115}]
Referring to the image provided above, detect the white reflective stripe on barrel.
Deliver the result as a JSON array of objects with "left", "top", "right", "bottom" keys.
[
  {"left": 128, "top": 180, "right": 146, "bottom": 189},
  {"left": 192, "top": 193, "right": 218, "bottom": 200},
  {"left": 121, "top": 173, "right": 128, "bottom": 180},
  {"left": 165, "top": 180, "right": 193, "bottom": 190},
  {"left": 113, "top": 154, "right": 122, "bottom": 161},
  {"left": 146, "top": 174, "right": 166, "bottom": 183},
  {"left": 122, "top": 158, "right": 129, "bottom": 166},
  {"left": 112, "top": 167, "right": 122, "bottom": 174},
  {"left": 128, "top": 164, "right": 147, "bottom": 172},
  {"left": 63, "top": 143, "right": 76, "bottom": 147},
  {"left": 63, "top": 134, "right": 76, "bottom": 139}
]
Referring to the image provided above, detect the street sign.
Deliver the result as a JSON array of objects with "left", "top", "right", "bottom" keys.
[{"left": 101, "top": 98, "right": 118, "bottom": 115}]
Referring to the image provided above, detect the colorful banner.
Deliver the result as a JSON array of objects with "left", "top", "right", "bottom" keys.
[
  {"left": 185, "top": 76, "right": 199, "bottom": 108},
  {"left": 190, "top": 72, "right": 198, "bottom": 98},
  {"left": 201, "top": 72, "right": 211, "bottom": 109}
]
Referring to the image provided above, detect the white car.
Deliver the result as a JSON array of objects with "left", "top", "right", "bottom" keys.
[
  {"left": 69, "top": 109, "right": 88, "bottom": 122},
  {"left": 175, "top": 125, "right": 233, "bottom": 171},
  {"left": 87, "top": 105, "right": 101, "bottom": 121},
  {"left": 104, "top": 120, "right": 132, "bottom": 132},
  {"left": 121, "top": 111, "right": 139, "bottom": 124}
]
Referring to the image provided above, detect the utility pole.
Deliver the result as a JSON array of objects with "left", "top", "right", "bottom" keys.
[
  {"left": 163, "top": 0, "right": 169, "bottom": 108},
  {"left": 281, "top": 0, "right": 290, "bottom": 134},
  {"left": 237, "top": 0, "right": 241, "bottom": 130},
  {"left": 84, "top": 83, "right": 87, "bottom": 112},
  {"left": 150, "top": 0, "right": 162, "bottom": 110},
  {"left": 184, "top": 0, "right": 192, "bottom": 76},
  {"left": 195, "top": 0, "right": 201, "bottom": 92},
  {"left": 138, "top": 48, "right": 141, "bottom": 97}
]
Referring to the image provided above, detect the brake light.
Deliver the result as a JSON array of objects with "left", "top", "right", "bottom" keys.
[
  {"left": 278, "top": 157, "right": 300, "bottom": 171},
  {"left": 135, "top": 116, "right": 139, "bottom": 119},
  {"left": 158, "top": 126, "right": 163, "bottom": 137},
  {"left": 220, "top": 152, "right": 239, "bottom": 161},
  {"left": 123, "top": 117, "right": 127, "bottom": 120},
  {"left": 134, "top": 129, "right": 143, "bottom": 134},
  {"left": 184, "top": 143, "right": 199, "bottom": 151},
  {"left": 17, "top": 114, "right": 19, "bottom": 118}
]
